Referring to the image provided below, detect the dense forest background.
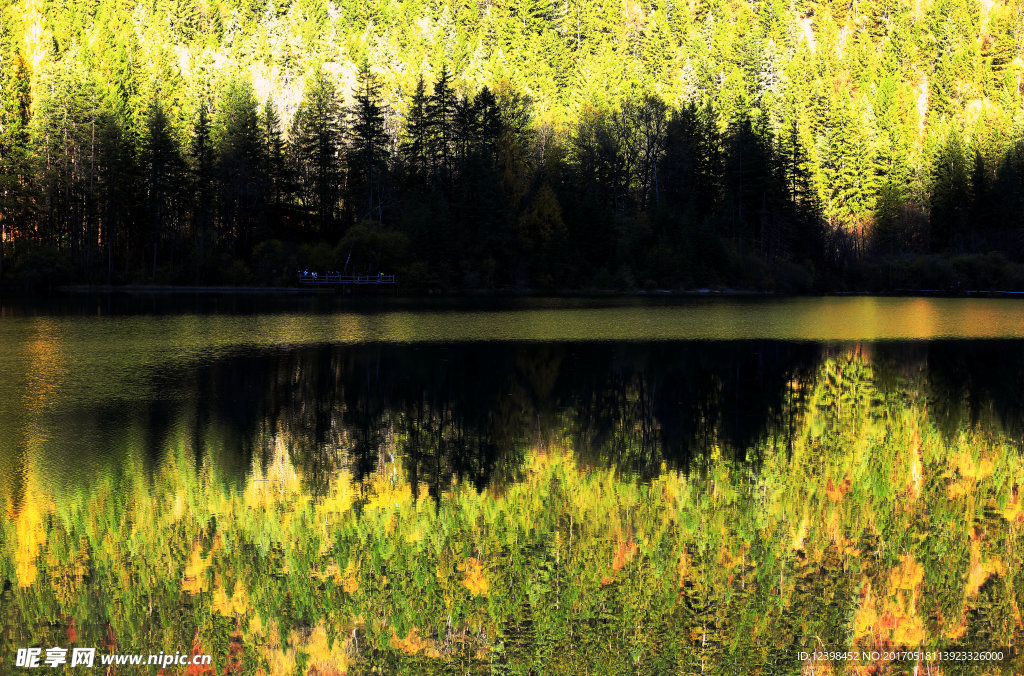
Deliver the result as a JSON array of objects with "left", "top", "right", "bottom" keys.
[{"left": 2, "top": 0, "right": 1024, "bottom": 290}]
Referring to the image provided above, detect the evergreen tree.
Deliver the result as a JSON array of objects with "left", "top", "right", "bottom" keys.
[
  {"left": 402, "top": 75, "right": 431, "bottom": 190},
  {"left": 4, "top": 0, "right": 1024, "bottom": 287},
  {"left": 347, "top": 60, "right": 390, "bottom": 223},
  {"left": 929, "top": 128, "right": 970, "bottom": 253},
  {"left": 969, "top": 149, "right": 993, "bottom": 250},
  {"left": 141, "top": 97, "right": 185, "bottom": 277},
  {"left": 0, "top": 45, "right": 32, "bottom": 278},
  {"left": 289, "top": 67, "right": 343, "bottom": 236},
  {"left": 821, "top": 96, "right": 876, "bottom": 247},
  {"left": 428, "top": 65, "right": 457, "bottom": 187},
  {"left": 95, "top": 106, "right": 137, "bottom": 282},
  {"left": 32, "top": 60, "right": 97, "bottom": 267},
  {"left": 214, "top": 77, "right": 265, "bottom": 252},
  {"left": 660, "top": 104, "right": 723, "bottom": 222},
  {"left": 260, "top": 97, "right": 286, "bottom": 210},
  {"left": 190, "top": 103, "right": 216, "bottom": 275}
]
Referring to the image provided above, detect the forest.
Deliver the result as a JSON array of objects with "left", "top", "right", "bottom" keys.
[{"left": 2, "top": 0, "right": 1024, "bottom": 290}]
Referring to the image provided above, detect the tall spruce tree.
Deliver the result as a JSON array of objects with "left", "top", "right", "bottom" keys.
[
  {"left": 190, "top": 103, "right": 216, "bottom": 276},
  {"left": 142, "top": 97, "right": 185, "bottom": 276},
  {"left": 930, "top": 128, "right": 971, "bottom": 253},
  {"left": 260, "top": 97, "right": 286, "bottom": 212},
  {"left": 347, "top": 60, "right": 390, "bottom": 223},
  {"left": 428, "top": 65, "right": 457, "bottom": 188},
  {"left": 402, "top": 75, "right": 431, "bottom": 190},
  {"left": 214, "top": 77, "right": 265, "bottom": 253},
  {"left": 289, "top": 67, "right": 343, "bottom": 236}
]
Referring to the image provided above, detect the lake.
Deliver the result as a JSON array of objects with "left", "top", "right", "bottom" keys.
[{"left": 2, "top": 295, "right": 1023, "bottom": 673}]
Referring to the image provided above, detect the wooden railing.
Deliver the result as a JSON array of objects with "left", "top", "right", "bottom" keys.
[{"left": 297, "top": 272, "right": 396, "bottom": 285}]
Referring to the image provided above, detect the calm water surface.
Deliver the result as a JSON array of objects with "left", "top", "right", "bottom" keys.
[{"left": 2, "top": 295, "right": 1024, "bottom": 490}]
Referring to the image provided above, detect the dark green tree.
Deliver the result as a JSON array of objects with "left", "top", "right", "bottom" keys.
[
  {"left": 214, "top": 77, "right": 265, "bottom": 253},
  {"left": 929, "top": 128, "right": 970, "bottom": 253},
  {"left": 260, "top": 97, "right": 286, "bottom": 210},
  {"left": 190, "top": 103, "right": 216, "bottom": 276},
  {"left": 289, "top": 68, "right": 343, "bottom": 235},
  {"left": 0, "top": 45, "right": 32, "bottom": 278},
  {"left": 142, "top": 97, "right": 185, "bottom": 276},
  {"left": 346, "top": 60, "right": 390, "bottom": 222},
  {"left": 402, "top": 75, "right": 431, "bottom": 190},
  {"left": 428, "top": 65, "right": 457, "bottom": 187}
]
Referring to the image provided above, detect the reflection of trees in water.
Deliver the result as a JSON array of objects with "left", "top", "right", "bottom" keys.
[
  {"left": 165, "top": 341, "right": 1024, "bottom": 494},
  {"left": 870, "top": 341, "right": 1024, "bottom": 443},
  {"left": 564, "top": 343, "right": 822, "bottom": 476},
  {"left": 178, "top": 342, "right": 826, "bottom": 491}
]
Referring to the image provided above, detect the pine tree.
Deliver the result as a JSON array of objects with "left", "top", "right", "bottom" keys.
[
  {"left": 260, "top": 97, "right": 286, "bottom": 208},
  {"left": 929, "top": 127, "right": 970, "bottom": 253},
  {"left": 289, "top": 67, "right": 343, "bottom": 235},
  {"left": 0, "top": 42, "right": 32, "bottom": 278},
  {"left": 969, "top": 148, "right": 993, "bottom": 250},
  {"left": 169, "top": 0, "right": 201, "bottom": 42},
  {"left": 33, "top": 60, "right": 97, "bottom": 266},
  {"left": 190, "top": 103, "right": 216, "bottom": 274},
  {"left": 821, "top": 96, "right": 876, "bottom": 244},
  {"left": 453, "top": 94, "right": 478, "bottom": 174},
  {"left": 402, "top": 75, "right": 431, "bottom": 189},
  {"left": 347, "top": 60, "right": 390, "bottom": 222},
  {"left": 142, "top": 97, "right": 185, "bottom": 277},
  {"left": 95, "top": 106, "right": 137, "bottom": 282},
  {"left": 428, "top": 65, "right": 458, "bottom": 187},
  {"left": 214, "top": 77, "right": 265, "bottom": 252}
]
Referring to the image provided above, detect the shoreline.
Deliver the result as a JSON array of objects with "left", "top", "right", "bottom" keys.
[{"left": 37, "top": 284, "right": 1024, "bottom": 297}]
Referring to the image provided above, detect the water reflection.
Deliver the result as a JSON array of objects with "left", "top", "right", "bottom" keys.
[
  {"left": 5, "top": 339, "right": 1024, "bottom": 507},
  {"left": 3, "top": 346, "right": 1023, "bottom": 673},
  {"left": 134, "top": 340, "right": 1024, "bottom": 481}
]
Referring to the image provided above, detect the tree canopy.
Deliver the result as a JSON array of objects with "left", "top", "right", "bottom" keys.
[{"left": 2, "top": 0, "right": 1024, "bottom": 289}]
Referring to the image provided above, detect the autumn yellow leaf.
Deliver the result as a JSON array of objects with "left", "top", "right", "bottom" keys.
[
  {"left": 852, "top": 583, "right": 877, "bottom": 639},
  {"left": 892, "top": 614, "right": 926, "bottom": 645},
  {"left": 677, "top": 546, "right": 691, "bottom": 587},
  {"left": 212, "top": 582, "right": 250, "bottom": 617},
  {"left": 966, "top": 537, "right": 1004, "bottom": 598},
  {"left": 825, "top": 476, "right": 851, "bottom": 502},
  {"left": 391, "top": 627, "right": 428, "bottom": 654},
  {"left": 182, "top": 543, "right": 210, "bottom": 595},
  {"left": 460, "top": 557, "right": 489, "bottom": 596},
  {"left": 1001, "top": 492, "right": 1023, "bottom": 524},
  {"left": 888, "top": 554, "right": 923, "bottom": 591},
  {"left": 341, "top": 561, "right": 359, "bottom": 593}
]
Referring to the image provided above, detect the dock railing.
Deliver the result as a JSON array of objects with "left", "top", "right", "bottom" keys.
[{"left": 297, "top": 272, "right": 396, "bottom": 285}]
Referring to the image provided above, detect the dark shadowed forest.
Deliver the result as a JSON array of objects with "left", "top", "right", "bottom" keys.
[{"left": 3, "top": 0, "right": 1024, "bottom": 291}]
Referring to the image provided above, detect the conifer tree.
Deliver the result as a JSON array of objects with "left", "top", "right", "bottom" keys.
[
  {"left": 142, "top": 97, "right": 185, "bottom": 276},
  {"left": 402, "top": 75, "right": 431, "bottom": 189},
  {"left": 347, "top": 60, "right": 390, "bottom": 222},
  {"left": 214, "top": 77, "right": 265, "bottom": 252},
  {"left": 260, "top": 97, "right": 286, "bottom": 209},
  {"left": 0, "top": 44, "right": 32, "bottom": 277},
  {"left": 95, "top": 106, "right": 136, "bottom": 282},
  {"left": 33, "top": 60, "right": 96, "bottom": 265},
  {"left": 930, "top": 128, "right": 970, "bottom": 253},
  {"left": 428, "top": 65, "right": 458, "bottom": 187},
  {"left": 289, "top": 67, "right": 343, "bottom": 235},
  {"left": 190, "top": 104, "right": 216, "bottom": 273}
]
